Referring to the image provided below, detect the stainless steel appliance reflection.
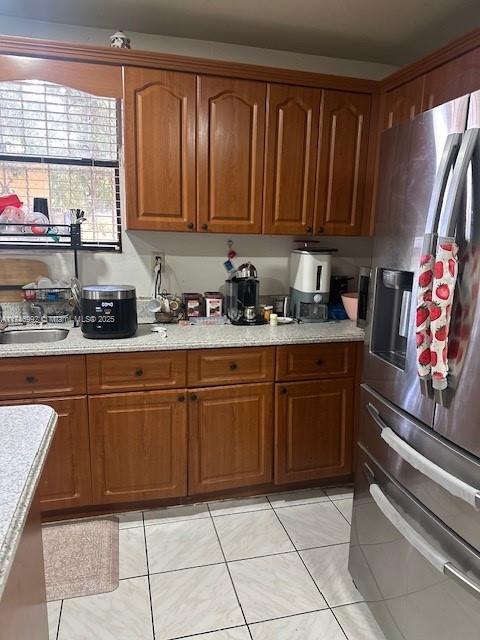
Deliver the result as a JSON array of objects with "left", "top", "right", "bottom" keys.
[{"left": 349, "top": 91, "right": 480, "bottom": 639}]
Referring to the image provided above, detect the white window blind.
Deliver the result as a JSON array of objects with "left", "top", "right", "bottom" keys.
[{"left": 0, "top": 79, "right": 121, "bottom": 248}]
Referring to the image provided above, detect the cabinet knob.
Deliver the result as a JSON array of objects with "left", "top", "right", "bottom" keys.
[
  {"left": 187, "top": 222, "right": 194, "bottom": 230},
  {"left": 306, "top": 226, "right": 313, "bottom": 233},
  {"left": 316, "top": 359, "right": 323, "bottom": 366},
  {"left": 317, "top": 226, "right": 325, "bottom": 234},
  {"left": 26, "top": 375, "right": 37, "bottom": 384},
  {"left": 190, "top": 393, "right": 198, "bottom": 401},
  {"left": 229, "top": 362, "right": 238, "bottom": 371},
  {"left": 135, "top": 368, "right": 144, "bottom": 377},
  {"left": 280, "top": 387, "right": 287, "bottom": 395},
  {"left": 177, "top": 395, "right": 185, "bottom": 402},
  {"left": 201, "top": 223, "right": 208, "bottom": 231}
]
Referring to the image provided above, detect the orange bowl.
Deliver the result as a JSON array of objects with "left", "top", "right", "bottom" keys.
[{"left": 341, "top": 292, "right": 358, "bottom": 321}]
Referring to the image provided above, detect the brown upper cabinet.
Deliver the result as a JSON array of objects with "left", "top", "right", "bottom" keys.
[
  {"left": 124, "top": 68, "right": 197, "bottom": 231},
  {"left": 422, "top": 48, "right": 480, "bottom": 110},
  {"left": 314, "top": 90, "right": 372, "bottom": 236},
  {"left": 381, "top": 76, "right": 425, "bottom": 130},
  {"left": 263, "top": 84, "right": 321, "bottom": 235},
  {"left": 197, "top": 76, "right": 266, "bottom": 234}
]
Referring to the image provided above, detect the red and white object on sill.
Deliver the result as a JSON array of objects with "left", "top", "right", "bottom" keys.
[{"left": 430, "top": 239, "right": 458, "bottom": 390}]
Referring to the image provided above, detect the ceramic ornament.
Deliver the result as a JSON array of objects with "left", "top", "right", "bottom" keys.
[{"left": 109, "top": 31, "right": 131, "bottom": 49}]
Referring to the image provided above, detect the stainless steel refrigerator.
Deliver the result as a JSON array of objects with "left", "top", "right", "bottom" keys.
[{"left": 348, "top": 90, "right": 480, "bottom": 640}]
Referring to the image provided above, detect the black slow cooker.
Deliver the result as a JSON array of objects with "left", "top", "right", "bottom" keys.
[{"left": 81, "top": 285, "right": 137, "bottom": 339}]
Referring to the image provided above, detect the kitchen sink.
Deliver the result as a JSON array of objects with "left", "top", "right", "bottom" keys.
[{"left": 0, "top": 328, "right": 69, "bottom": 344}]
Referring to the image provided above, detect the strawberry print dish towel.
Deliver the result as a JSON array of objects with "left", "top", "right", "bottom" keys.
[
  {"left": 416, "top": 239, "right": 458, "bottom": 391},
  {"left": 416, "top": 253, "right": 434, "bottom": 380},
  {"left": 430, "top": 239, "right": 458, "bottom": 390}
]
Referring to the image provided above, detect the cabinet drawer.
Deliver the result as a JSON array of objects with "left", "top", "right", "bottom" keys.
[
  {"left": 86, "top": 351, "right": 187, "bottom": 393},
  {"left": 0, "top": 355, "right": 86, "bottom": 400},
  {"left": 188, "top": 347, "right": 275, "bottom": 386},
  {"left": 276, "top": 343, "right": 356, "bottom": 381}
]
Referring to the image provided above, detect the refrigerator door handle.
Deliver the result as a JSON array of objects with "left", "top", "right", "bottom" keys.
[
  {"left": 369, "top": 481, "right": 480, "bottom": 601},
  {"left": 416, "top": 132, "right": 463, "bottom": 398},
  {"left": 444, "top": 563, "right": 480, "bottom": 601},
  {"left": 439, "top": 127, "right": 480, "bottom": 239},
  {"left": 423, "top": 132, "right": 463, "bottom": 243},
  {"left": 366, "top": 402, "right": 480, "bottom": 509}
]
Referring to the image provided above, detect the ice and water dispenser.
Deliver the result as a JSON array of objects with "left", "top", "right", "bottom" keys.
[{"left": 371, "top": 268, "right": 414, "bottom": 370}]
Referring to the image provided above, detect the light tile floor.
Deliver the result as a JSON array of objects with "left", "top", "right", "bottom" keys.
[{"left": 48, "top": 485, "right": 387, "bottom": 640}]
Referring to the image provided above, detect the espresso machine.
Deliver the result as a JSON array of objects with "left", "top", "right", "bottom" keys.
[
  {"left": 225, "top": 262, "right": 265, "bottom": 325},
  {"left": 289, "top": 249, "right": 332, "bottom": 322}
]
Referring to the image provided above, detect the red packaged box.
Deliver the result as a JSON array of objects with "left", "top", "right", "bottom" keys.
[{"left": 0, "top": 194, "right": 23, "bottom": 214}]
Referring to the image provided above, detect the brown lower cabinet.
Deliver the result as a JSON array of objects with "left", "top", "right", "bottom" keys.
[
  {"left": 0, "top": 395, "right": 92, "bottom": 512},
  {"left": 275, "top": 378, "right": 354, "bottom": 484},
  {"left": 3, "top": 344, "right": 358, "bottom": 514},
  {"left": 37, "top": 397, "right": 92, "bottom": 512},
  {"left": 88, "top": 390, "right": 188, "bottom": 504},
  {"left": 0, "top": 492, "right": 49, "bottom": 640},
  {"left": 188, "top": 383, "right": 273, "bottom": 495}
]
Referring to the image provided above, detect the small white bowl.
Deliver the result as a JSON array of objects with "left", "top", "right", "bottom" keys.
[{"left": 341, "top": 292, "right": 358, "bottom": 321}]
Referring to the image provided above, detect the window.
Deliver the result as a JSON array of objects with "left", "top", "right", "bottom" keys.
[{"left": 0, "top": 79, "right": 121, "bottom": 249}]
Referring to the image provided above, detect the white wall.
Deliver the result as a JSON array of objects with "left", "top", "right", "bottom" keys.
[
  {"left": 0, "top": 15, "right": 397, "bottom": 79},
  {"left": 0, "top": 16, "right": 378, "bottom": 298},
  {"left": 77, "top": 232, "right": 372, "bottom": 297}
]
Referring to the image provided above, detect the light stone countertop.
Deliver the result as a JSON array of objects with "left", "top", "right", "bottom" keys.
[
  {"left": 0, "top": 405, "right": 57, "bottom": 597},
  {"left": 0, "top": 320, "right": 364, "bottom": 358}
]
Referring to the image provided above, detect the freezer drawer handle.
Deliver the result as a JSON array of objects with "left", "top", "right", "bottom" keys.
[
  {"left": 367, "top": 402, "right": 480, "bottom": 510},
  {"left": 369, "top": 482, "right": 480, "bottom": 601}
]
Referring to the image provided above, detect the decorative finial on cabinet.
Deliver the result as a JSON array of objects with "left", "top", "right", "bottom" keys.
[{"left": 109, "top": 31, "right": 131, "bottom": 49}]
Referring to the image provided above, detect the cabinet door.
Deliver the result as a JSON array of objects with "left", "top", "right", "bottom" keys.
[
  {"left": 197, "top": 76, "right": 266, "bottom": 233},
  {"left": 188, "top": 383, "right": 273, "bottom": 494},
  {"left": 89, "top": 390, "right": 187, "bottom": 504},
  {"left": 263, "top": 84, "right": 321, "bottom": 234},
  {"left": 37, "top": 397, "right": 92, "bottom": 511},
  {"left": 314, "top": 90, "right": 371, "bottom": 236},
  {"left": 124, "top": 67, "right": 196, "bottom": 231},
  {"left": 275, "top": 379, "right": 354, "bottom": 484},
  {"left": 381, "top": 76, "right": 425, "bottom": 129},
  {"left": 423, "top": 48, "right": 480, "bottom": 110}
]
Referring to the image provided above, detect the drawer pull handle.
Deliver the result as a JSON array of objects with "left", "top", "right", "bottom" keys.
[
  {"left": 135, "top": 368, "right": 144, "bottom": 377},
  {"left": 26, "top": 375, "right": 37, "bottom": 384},
  {"left": 229, "top": 362, "right": 238, "bottom": 371},
  {"left": 306, "top": 226, "right": 313, "bottom": 233},
  {"left": 317, "top": 226, "right": 325, "bottom": 234},
  {"left": 201, "top": 223, "right": 208, "bottom": 230},
  {"left": 190, "top": 393, "right": 198, "bottom": 401},
  {"left": 187, "top": 222, "right": 194, "bottom": 229},
  {"left": 177, "top": 395, "right": 185, "bottom": 402},
  {"left": 280, "top": 387, "right": 287, "bottom": 395},
  {"left": 316, "top": 359, "right": 323, "bottom": 366}
]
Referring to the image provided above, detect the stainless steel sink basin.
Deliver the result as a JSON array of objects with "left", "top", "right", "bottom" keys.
[{"left": 0, "top": 328, "right": 69, "bottom": 344}]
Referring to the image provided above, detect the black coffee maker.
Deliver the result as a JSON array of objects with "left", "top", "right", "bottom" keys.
[{"left": 225, "top": 262, "right": 265, "bottom": 325}]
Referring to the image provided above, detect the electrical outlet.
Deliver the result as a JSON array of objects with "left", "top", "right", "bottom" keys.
[{"left": 151, "top": 251, "right": 165, "bottom": 270}]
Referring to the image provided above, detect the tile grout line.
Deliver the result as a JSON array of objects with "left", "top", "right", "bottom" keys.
[
  {"left": 330, "top": 500, "right": 352, "bottom": 526},
  {"left": 267, "top": 494, "right": 349, "bottom": 639},
  {"left": 329, "top": 607, "right": 351, "bottom": 640},
  {"left": 141, "top": 511, "right": 157, "bottom": 640},
  {"left": 207, "top": 503, "right": 255, "bottom": 640},
  {"left": 55, "top": 599, "right": 63, "bottom": 640},
  {"left": 168, "top": 623, "right": 249, "bottom": 639}
]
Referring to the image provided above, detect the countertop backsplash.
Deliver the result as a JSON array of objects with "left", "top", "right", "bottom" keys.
[{"left": 0, "top": 233, "right": 373, "bottom": 305}]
